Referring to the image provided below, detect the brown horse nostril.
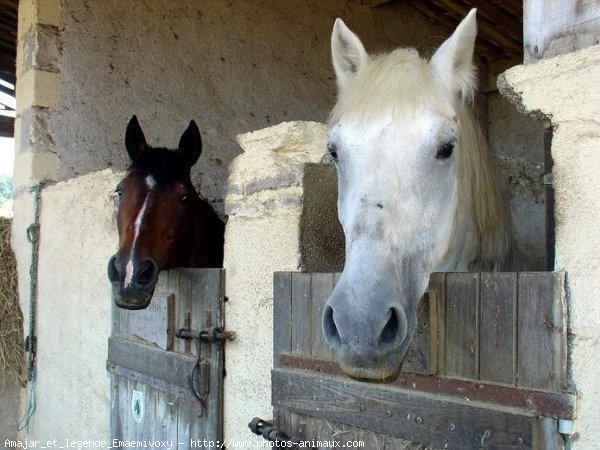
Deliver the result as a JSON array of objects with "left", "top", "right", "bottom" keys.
[
  {"left": 136, "top": 259, "right": 158, "bottom": 287},
  {"left": 322, "top": 305, "right": 341, "bottom": 349},
  {"left": 107, "top": 255, "right": 121, "bottom": 282}
]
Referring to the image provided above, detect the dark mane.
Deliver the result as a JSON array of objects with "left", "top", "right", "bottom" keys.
[{"left": 128, "top": 147, "right": 191, "bottom": 186}]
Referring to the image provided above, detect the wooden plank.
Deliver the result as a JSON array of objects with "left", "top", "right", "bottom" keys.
[
  {"left": 517, "top": 272, "right": 566, "bottom": 391},
  {"left": 402, "top": 292, "right": 437, "bottom": 375},
  {"left": 111, "top": 302, "right": 123, "bottom": 337},
  {"left": 273, "top": 272, "right": 293, "bottom": 365},
  {"left": 154, "top": 390, "right": 177, "bottom": 443},
  {"left": 178, "top": 271, "right": 193, "bottom": 355},
  {"left": 110, "top": 374, "right": 122, "bottom": 439},
  {"left": 428, "top": 272, "right": 445, "bottom": 375},
  {"left": 108, "top": 337, "right": 196, "bottom": 390},
  {"left": 278, "top": 354, "right": 577, "bottom": 420},
  {"left": 277, "top": 409, "right": 464, "bottom": 450},
  {"left": 291, "top": 272, "right": 312, "bottom": 355},
  {"left": 167, "top": 270, "right": 184, "bottom": 354},
  {"left": 480, "top": 272, "right": 517, "bottom": 385},
  {"left": 120, "top": 377, "right": 132, "bottom": 440},
  {"left": 272, "top": 367, "right": 533, "bottom": 449},
  {"left": 310, "top": 273, "right": 335, "bottom": 361},
  {"left": 524, "top": 0, "right": 600, "bottom": 62},
  {"left": 444, "top": 273, "right": 480, "bottom": 379},
  {"left": 176, "top": 398, "right": 191, "bottom": 449},
  {"left": 127, "top": 294, "right": 175, "bottom": 350}
]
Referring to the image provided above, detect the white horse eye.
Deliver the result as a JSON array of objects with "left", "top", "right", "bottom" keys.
[
  {"left": 327, "top": 143, "right": 338, "bottom": 161},
  {"left": 114, "top": 186, "right": 123, "bottom": 198},
  {"left": 435, "top": 142, "right": 455, "bottom": 159}
]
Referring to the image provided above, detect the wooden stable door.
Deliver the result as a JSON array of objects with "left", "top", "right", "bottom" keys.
[
  {"left": 108, "top": 269, "right": 225, "bottom": 448},
  {"left": 272, "top": 271, "right": 574, "bottom": 450}
]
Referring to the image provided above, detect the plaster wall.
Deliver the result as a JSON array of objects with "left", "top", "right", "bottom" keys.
[
  {"left": 499, "top": 43, "right": 600, "bottom": 448},
  {"left": 224, "top": 121, "right": 327, "bottom": 441},
  {"left": 42, "top": 0, "right": 451, "bottom": 215},
  {"left": 14, "top": 169, "right": 120, "bottom": 441}
]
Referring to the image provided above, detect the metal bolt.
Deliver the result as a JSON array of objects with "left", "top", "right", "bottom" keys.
[
  {"left": 359, "top": 403, "right": 366, "bottom": 412},
  {"left": 312, "top": 395, "right": 317, "bottom": 401},
  {"left": 415, "top": 416, "right": 423, "bottom": 424},
  {"left": 516, "top": 437, "right": 523, "bottom": 445},
  {"left": 449, "top": 423, "right": 456, "bottom": 431},
  {"left": 335, "top": 399, "right": 340, "bottom": 407},
  {"left": 386, "top": 410, "right": 393, "bottom": 417},
  {"left": 525, "top": 398, "right": 534, "bottom": 408}
]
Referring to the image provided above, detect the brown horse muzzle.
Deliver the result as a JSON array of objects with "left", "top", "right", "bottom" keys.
[{"left": 107, "top": 255, "right": 158, "bottom": 310}]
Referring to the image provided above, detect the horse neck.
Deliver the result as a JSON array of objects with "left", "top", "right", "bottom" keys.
[
  {"left": 187, "top": 197, "right": 224, "bottom": 268},
  {"left": 451, "top": 103, "right": 512, "bottom": 271}
]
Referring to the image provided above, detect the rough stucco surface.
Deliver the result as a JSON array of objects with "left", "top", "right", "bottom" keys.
[
  {"left": 499, "top": 44, "right": 600, "bottom": 448},
  {"left": 15, "top": 169, "right": 120, "bottom": 441},
  {"left": 49, "top": 0, "right": 451, "bottom": 215},
  {"left": 224, "top": 122, "right": 326, "bottom": 441},
  {"left": 487, "top": 92, "right": 546, "bottom": 269}
]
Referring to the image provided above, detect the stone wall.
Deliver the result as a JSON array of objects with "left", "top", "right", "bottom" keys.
[
  {"left": 20, "top": 0, "right": 451, "bottom": 215},
  {"left": 499, "top": 43, "right": 600, "bottom": 448},
  {"left": 223, "top": 121, "right": 327, "bottom": 441}
]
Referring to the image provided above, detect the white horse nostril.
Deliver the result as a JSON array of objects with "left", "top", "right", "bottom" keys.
[{"left": 322, "top": 305, "right": 341, "bottom": 348}]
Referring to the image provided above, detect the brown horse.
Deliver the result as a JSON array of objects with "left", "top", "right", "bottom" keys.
[{"left": 107, "top": 116, "right": 224, "bottom": 310}]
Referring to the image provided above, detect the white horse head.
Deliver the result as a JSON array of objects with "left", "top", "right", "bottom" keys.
[{"left": 322, "top": 10, "right": 513, "bottom": 380}]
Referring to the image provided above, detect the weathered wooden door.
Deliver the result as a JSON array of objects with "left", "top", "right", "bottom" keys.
[
  {"left": 271, "top": 271, "right": 575, "bottom": 450},
  {"left": 108, "top": 269, "right": 225, "bottom": 447}
]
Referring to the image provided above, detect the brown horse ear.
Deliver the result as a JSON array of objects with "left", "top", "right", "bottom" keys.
[
  {"left": 125, "top": 115, "right": 148, "bottom": 162},
  {"left": 178, "top": 120, "right": 202, "bottom": 167}
]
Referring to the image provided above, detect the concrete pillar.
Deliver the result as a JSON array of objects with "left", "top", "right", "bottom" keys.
[
  {"left": 223, "top": 121, "right": 327, "bottom": 441},
  {"left": 499, "top": 44, "right": 600, "bottom": 448}
]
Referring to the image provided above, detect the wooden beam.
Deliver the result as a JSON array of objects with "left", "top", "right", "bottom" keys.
[
  {"left": 277, "top": 354, "right": 577, "bottom": 420},
  {"left": 464, "top": 0, "right": 522, "bottom": 40},
  {"left": 407, "top": 0, "right": 503, "bottom": 61},
  {"left": 272, "top": 367, "right": 534, "bottom": 448},
  {"left": 0, "top": 115, "right": 13, "bottom": 138},
  {"left": 432, "top": 0, "right": 523, "bottom": 55}
]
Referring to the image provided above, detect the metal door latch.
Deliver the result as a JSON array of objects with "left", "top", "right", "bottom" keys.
[
  {"left": 249, "top": 417, "right": 299, "bottom": 447},
  {"left": 176, "top": 326, "right": 236, "bottom": 343}
]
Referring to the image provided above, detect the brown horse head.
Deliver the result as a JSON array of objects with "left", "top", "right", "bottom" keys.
[{"left": 107, "top": 116, "right": 224, "bottom": 310}]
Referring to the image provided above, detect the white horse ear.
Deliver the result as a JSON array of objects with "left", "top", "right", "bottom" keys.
[
  {"left": 430, "top": 9, "right": 478, "bottom": 101},
  {"left": 331, "top": 18, "right": 368, "bottom": 90}
]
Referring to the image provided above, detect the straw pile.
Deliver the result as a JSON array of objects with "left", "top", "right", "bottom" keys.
[{"left": 0, "top": 216, "right": 23, "bottom": 384}]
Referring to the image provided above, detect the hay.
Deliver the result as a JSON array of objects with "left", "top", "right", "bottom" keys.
[{"left": 0, "top": 216, "right": 24, "bottom": 384}]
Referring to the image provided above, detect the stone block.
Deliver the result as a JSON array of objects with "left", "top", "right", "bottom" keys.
[{"left": 16, "top": 70, "right": 62, "bottom": 113}]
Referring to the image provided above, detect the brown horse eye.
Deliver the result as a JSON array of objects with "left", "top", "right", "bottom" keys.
[{"left": 179, "top": 194, "right": 189, "bottom": 204}]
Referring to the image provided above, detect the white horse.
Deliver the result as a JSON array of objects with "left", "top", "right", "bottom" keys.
[{"left": 322, "top": 10, "right": 517, "bottom": 380}]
